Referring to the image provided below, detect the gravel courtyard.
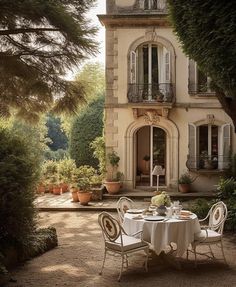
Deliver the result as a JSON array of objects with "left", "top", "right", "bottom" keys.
[{"left": 6, "top": 211, "right": 236, "bottom": 287}]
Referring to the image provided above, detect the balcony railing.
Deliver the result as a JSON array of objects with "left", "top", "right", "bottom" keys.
[
  {"left": 188, "top": 84, "right": 215, "bottom": 95},
  {"left": 186, "top": 155, "right": 230, "bottom": 171},
  {"left": 128, "top": 83, "right": 174, "bottom": 103},
  {"left": 140, "top": 0, "right": 167, "bottom": 12}
]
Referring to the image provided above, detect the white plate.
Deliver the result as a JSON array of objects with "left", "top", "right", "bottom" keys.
[
  {"left": 144, "top": 216, "right": 165, "bottom": 221},
  {"left": 127, "top": 209, "right": 144, "bottom": 214}
]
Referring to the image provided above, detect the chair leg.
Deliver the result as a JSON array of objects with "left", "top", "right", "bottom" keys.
[
  {"left": 118, "top": 255, "right": 125, "bottom": 282},
  {"left": 99, "top": 249, "right": 107, "bottom": 275},
  {"left": 193, "top": 245, "right": 197, "bottom": 267},
  {"left": 186, "top": 248, "right": 189, "bottom": 260},
  {"left": 209, "top": 245, "right": 215, "bottom": 259},
  {"left": 220, "top": 240, "right": 227, "bottom": 265},
  {"left": 125, "top": 254, "right": 129, "bottom": 268},
  {"left": 144, "top": 248, "right": 149, "bottom": 272}
]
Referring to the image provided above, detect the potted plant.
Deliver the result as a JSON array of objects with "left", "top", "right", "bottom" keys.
[
  {"left": 178, "top": 172, "right": 195, "bottom": 193},
  {"left": 77, "top": 177, "right": 92, "bottom": 205},
  {"left": 104, "top": 151, "right": 122, "bottom": 194}
]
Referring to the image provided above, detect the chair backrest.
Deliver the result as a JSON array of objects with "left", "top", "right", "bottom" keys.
[
  {"left": 116, "top": 197, "right": 135, "bottom": 222},
  {"left": 208, "top": 201, "right": 228, "bottom": 234},
  {"left": 98, "top": 212, "right": 123, "bottom": 243}
]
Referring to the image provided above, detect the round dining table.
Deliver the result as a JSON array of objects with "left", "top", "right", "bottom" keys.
[{"left": 123, "top": 212, "right": 201, "bottom": 257}]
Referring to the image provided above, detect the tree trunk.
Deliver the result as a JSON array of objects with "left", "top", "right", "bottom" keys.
[{"left": 215, "top": 88, "right": 236, "bottom": 133}]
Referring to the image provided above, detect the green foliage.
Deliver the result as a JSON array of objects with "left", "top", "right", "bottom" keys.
[
  {"left": 178, "top": 172, "right": 194, "bottom": 184},
  {"left": 46, "top": 114, "right": 68, "bottom": 151},
  {"left": 75, "top": 62, "right": 105, "bottom": 102},
  {"left": 106, "top": 151, "right": 122, "bottom": 181},
  {"left": 108, "top": 151, "right": 120, "bottom": 167},
  {"left": 0, "top": 0, "right": 97, "bottom": 120},
  {"left": 217, "top": 177, "right": 236, "bottom": 200},
  {"left": 90, "top": 136, "right": 106, "bottom": 175},
  {"left": 44, "top": 149, "right": 68, "bottom": 161},
  {"left": 57, "top": 159, "right": 77, "bottom": 183},
  {"left": 76, "top": 165, "right": 96, "bottom": 179},
  {"left": 77, "top": 177, "right": 91, "bottom": 192},
  {"left": 168, "top": 0, "right": 236, "bottom": 126},
  {"left": 190, "top": 199, "right": 212, "bottom": 220},
  {"left": 0, "top": 128, "right": 39, "bottom": 245},
  {"left": 216, "top": 178, "right": 236, "bottom": 232},
  {"left": 69, "top": 95, "right": 104, "bottom": 168}
]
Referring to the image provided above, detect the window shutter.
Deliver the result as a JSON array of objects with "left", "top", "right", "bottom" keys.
[
  {"left": 188, "top": 59, "right": 196, "bottom": 93},
  {"left": 164, "top": 50, "right": 170, "bottom": 83},
  {"left": 221, "top": 124, "right": 231, "bottom": 169},
  {"left": 188, "top": 123, "right": 197, "bottom": 169},
  {"left": 130, "top": 51, "right": 136, "bottom": 84},
  {"left": 139, "top": 0, "right": 145, "bottom": 9}
]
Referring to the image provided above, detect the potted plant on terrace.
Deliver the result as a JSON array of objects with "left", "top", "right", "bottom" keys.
[
  {"left": 178, "top": 172, "right": 195, "bottom": 193},
  {"left": 104, "top": 151, "right": 122, "bottom": 194},
  {"left": 77, "top": 177, "right": 92, "bottom": 205}
]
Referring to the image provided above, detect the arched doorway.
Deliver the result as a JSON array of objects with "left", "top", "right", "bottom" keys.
[
  {"left": 135, "top": 126, "right": 166, "bottom": 188},
  {"left": 124, "top": 115, "right": 179, "bottom": 190}
]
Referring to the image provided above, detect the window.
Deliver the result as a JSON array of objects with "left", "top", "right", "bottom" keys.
[
  {"left": 188, "top": 123, "right": 231, "bottom": 170},
  {"left": 129, "top": 43, "right": 171, "bottom": 102},
  {"left": 188, "top": 59, "right": 214, "bottom": 94}
]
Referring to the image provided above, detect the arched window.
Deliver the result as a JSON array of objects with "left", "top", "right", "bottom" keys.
[
  {"left": 188, "top": 123, "right": 231, "bottom": 170},
  {"left": 129, "top": 42, "right": 171, "bottom": 102}
]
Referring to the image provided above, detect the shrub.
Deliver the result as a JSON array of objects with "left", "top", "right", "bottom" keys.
[
  {"left": 178, "top": 172, "right": 194, "bottom": 184},
  {"left": 69, "top": 95, "right": 104, "bottom": 168},
  {"left": 57, "top": 158, "right": 77, "bottom": 183},
  {"left": 0, "top": 129, "right": 39, "bottom": 245},
  {"left": 90, "top": 136, "right": 106, "bottom": 175},
  {"left": 190, "top": 199, "right": 212, "bottom": 220}
]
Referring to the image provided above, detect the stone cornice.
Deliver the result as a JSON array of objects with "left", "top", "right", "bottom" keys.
[
  {"left": 98, "top": 14, "right": 171, "bottom": 28},
  {"left": 104, "top": 102, "right": 222, "bottom": 109}
]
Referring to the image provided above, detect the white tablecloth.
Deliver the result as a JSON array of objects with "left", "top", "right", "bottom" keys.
[{"left": 123, "top": 213, "right": 201, "bottom": 257}]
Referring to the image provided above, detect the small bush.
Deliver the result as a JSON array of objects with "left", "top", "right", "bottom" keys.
[
  {"left": 0, "top": 129, "right": 39, "bottom": 245},
  {"left": 190, "top": 198, "right": 212, "bottom": 219}
]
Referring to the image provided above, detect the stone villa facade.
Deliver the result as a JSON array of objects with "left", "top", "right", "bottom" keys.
[{"left": 98, "top": 0, "right": 235, "bottom": 192}]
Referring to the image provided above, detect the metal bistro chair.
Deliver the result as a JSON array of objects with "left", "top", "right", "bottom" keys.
[
  {"left": 187, "top": 201, "right": 228, "bottom": 265},
  {"left": 116, "top": 196, "right": 136, "bottom": 223},
  {"left": 98, "top": 212, "right": 149, "bottom": 281}
]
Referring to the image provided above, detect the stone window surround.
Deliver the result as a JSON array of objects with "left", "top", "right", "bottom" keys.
[{"left": 127, "top": 32, "right": 176, "bottom": 87}]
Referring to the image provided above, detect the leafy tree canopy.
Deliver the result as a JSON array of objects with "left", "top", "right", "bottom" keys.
[
  {"left": 0, "top": 0, "right": 98, "bottom": 122},
  {"left": 46, "top": 114, "right": 68, "bottom": 151},
  {"left": 69, "top": 95, "right": 104, "bottom": 168},
  {"left": 168, "top": 0, "right": 236, "bottom": 130},
  {"left": 75, "top": 62, "right": 105, "bottom": 101}
]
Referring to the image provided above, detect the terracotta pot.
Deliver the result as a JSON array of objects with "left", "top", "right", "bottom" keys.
[
  {"left": 77, "top": 191, "right": 92, "bottom": 205},
  {"left": 37, "top": 184, "right": 45, "bottom": 194},
  {"left": 104, "top": 181, "right": 121, "bottom": 194},
  {"left": 53, "top": 185, "right": 61, "bottom": 195},
  {"left": 47, "top": 184, "right": 54, "bottom": 193},
  {"left": 61, "top": 183, "right": 69, "bottom": 193},
  {"left": 71, "top": 190, "right": 79, "bottom": 202},
  {"left": 178, "top": 184, "right": 190, "bottom": 193}
]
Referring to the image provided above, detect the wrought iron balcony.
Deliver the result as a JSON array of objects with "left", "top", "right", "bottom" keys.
[
  {"left": 186, "top": 155, "right": 230, "bottom": 171},
  {"left": 188, "top": 84, "right": 215, "bottom": 95},
  {"left": 128, "top": 83, "right": 174, "bottom": 103},
  {"left": 107, "top": 0, "right": 168, "bottom": 15}
]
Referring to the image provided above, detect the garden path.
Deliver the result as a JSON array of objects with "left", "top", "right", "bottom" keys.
[{"left": 5, "top": 211, "right": 236, "bottom": 287}]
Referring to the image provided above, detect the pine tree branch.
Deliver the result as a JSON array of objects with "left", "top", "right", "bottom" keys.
[{"left": 0, "top": 28, "right": 60, "bottom": 36}]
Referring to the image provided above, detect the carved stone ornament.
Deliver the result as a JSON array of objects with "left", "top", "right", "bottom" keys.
[
  {"left": 133, "top": 108, "right": 138, "bottom": 119},
  {"left": 144, "top": 110, "right": 160, "bottom": 125},
  {"left": 145, "top": 28, "right": 158, "bottom": 42},
  {"left": 207, "top": 114, "right": 215, "bottom": 125},
  {"left": 162, "top": 108, "right": 169, "bottom": 118}
]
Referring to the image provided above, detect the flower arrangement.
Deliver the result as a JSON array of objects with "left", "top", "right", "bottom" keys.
[{"left": 151, "top": 191, "right": 171, "bottom": 207}]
